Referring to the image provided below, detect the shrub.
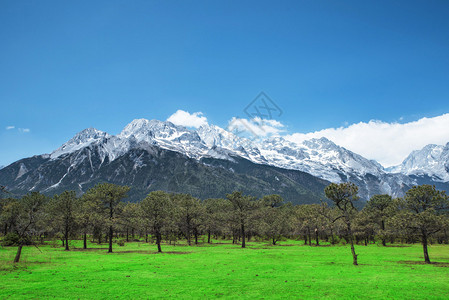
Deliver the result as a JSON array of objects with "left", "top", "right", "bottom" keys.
[{"left": 2, "top": 233, "right": 20, "bottom": 246}]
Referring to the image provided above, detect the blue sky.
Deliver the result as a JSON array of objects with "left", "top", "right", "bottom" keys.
[{"left": 1, "top": 0, "right": 449, "bottom": 167}]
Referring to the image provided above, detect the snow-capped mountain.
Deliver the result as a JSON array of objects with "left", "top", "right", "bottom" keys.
[
  {"left": 0, "top": 120, "right": 330, "bottom": 203},
  {"left": 1, "top": 117, "right": 447, "bottom": 202},
  {"left": 100, "top": 118, "right": 388, "bottom": 185},
  {"left": 114, "top": 119, "right": 267, "bottom": 164},
  {"left": 51, "top": 128, "right": 111, "bottom": 159},
  {"left": 388, "top": 143, "right": 449, "bottom": 182},
  {"left": 115, "top": 119, "right": 411, "bottom": 197},
  {"left": 259, "top": 136, "right": 385, "bottom": 183}
]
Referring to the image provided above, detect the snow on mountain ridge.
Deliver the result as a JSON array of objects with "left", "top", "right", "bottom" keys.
[
  {"left": 48, "top": 119, "right": 390, "bottom": 183},
  {"left": 118, "top": 119, "right": 211, "bottom": 159},
  {"left": 44, "top": 118, "right": 448, "bottom": 199},
  {"left": 258, "top": 136, "right": 384, "bottom": 183},
  {"left": 388, "top": 143, "right": 449, "bottom": 182},
  {"left": 51, "top": 128, "right": 110, "bottom": 159}
]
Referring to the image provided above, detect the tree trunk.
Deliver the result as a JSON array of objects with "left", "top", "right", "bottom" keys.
[
  {"left": 65, "top": 231, "right": 69, "bottom": 251},
  {"left": 272, "top": 237, "right": 276, "bottom": 245},
  {"left": 330, "top": 228, "right": 335, "bottom": 245},
  {"left": 207, "top": 230, "right": 211, "bottom": 243},
  {"left": 350, "top": 237, "right": 358, "bottom": 265},
  {"left": 108, "top": 202, "right": 113, "bottom": 253},
  {"left": 346, "top": 220, "right": 358, "bottom": 266},
  {"left": 304, "top": 234, "right": 308, "bottom": 245},
  {"left": 108, "top": 225, "right": 113, "bottom": 253},
  {"left": 64, "top": 222, "right": 70, "bottom": 251},
  {"left": 83, "top": 232, "right": 87, "bottom": 249},
  {"left": 315, "top": 229, "right": 319, "bottom": 246},
  {"left": 422, "top": 232, "right": 431, "bottom": 264},
  {"left": 186, "top": 232, "right": 191, "bottom": 246},
  {"left": 14, "top": 244, "right": 23, "bottom": 263},
  {"left": 186, "top": 218, "right": 191, "bottom": 246},
  {"left": 3, "top": 223, "right": 7, "bottom": 235},
  {"left": 241, "top": 220, "right": 246, "bottom": 248},
  {"left": 156, "top": 232, "right": 162, "bottom": 253},
  {"left": 381, "top": 220, "right": 386, "bottom": 246},
  {"left": 126, "top": 228, "right": 129, "bottom": 242},
  {"left": 194, "top": 229, "right": 198, "bottom": 245}
]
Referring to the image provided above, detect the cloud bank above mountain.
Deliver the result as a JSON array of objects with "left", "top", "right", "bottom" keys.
[
  {"left": 227, "top": 117, "right": 285, "bottom": 137},
  {"left": 284, "top": 113, "right": 449, "bottom": 167},
  {"left": 167, "top": 110, "right": 208, "bottom": 128},
  {"left": 167, "top": 110, "right": 449, "bottom": 168}
]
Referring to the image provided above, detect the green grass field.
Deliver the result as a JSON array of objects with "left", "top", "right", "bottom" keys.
[{"left": 1, "top": 240, "right": 449, "bottom": 299}]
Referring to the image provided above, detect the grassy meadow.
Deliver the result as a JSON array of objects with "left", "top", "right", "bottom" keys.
[{"left": 1, "top": 240, "right": 449, "bottom": 299}]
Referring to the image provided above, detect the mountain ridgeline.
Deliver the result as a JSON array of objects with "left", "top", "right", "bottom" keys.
[
  {"left": 1, "top": 118, "right": 448, "bottom": 203},
  {"left": 0, "top": 142, "right": 328, "bottom": 204}
]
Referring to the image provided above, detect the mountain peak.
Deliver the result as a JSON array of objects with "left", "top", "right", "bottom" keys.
[
  {"left": 302, "top": 137, "right": 338, "bottom": 149},
  {"left": 77, "top": 127, "right": 107, "bottom": 136},
  {"left": 197, "top": 123, "right": 242, "bottom": 147},
  {"left": 70, "top": 127, "right": 109, "bottom": 144},
  {"left": 119, "top": 118, "right": 181, "bottom": 139},
  {"left": 51, "top": 127, "right": 110, "bottom": 159},
  {"left": 5, "top": 115, "right": 449, "bottom": 202},
  {"left": 388, "top": 142, "right": 449, "bottom": 181}
]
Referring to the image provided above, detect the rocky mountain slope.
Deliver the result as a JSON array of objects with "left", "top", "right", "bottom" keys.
[
  {"left": 388, "top": 143, "right": 449, "bottom": 182},
  {"left": 0, "top": 138, "right": 328, "bottom": 204},
  {"left": 1, "top": 118, "right": 448, "bottom": 202}
]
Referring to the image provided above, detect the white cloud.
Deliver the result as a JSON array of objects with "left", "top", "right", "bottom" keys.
[
  {"left": 167, "top": 110, "right": 208, "bottom": 128},
  {"left": 284, "top": 113, "right": 449, "bottom": 167},
  {"left": 258, "top": 118, "right": 285, "bottom": 128},
  {"left": 227, "top": 117, "right": 285, "bottom": 138},
  {"left": 5, "top": 126, "right": 30, "bottom": 133},
  {"left": 169, "top": 110, "right": 449, "bottom": 167}
]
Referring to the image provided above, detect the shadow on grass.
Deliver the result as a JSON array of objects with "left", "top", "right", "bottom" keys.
[
  {"left": 112, "top": 250, "right": 191, "bottom": 254},
  {"left": 249, "top": 243, "right": 334, "bottom": 249},
  {"left": 72, "top": 248, "right": 109, "bottom": 251},
  {"left": 397, "top": 260, "right": 449, "bottom": 267},
  {"left": 0, "top": 260, "right": 51, "bottom": 272},
  {"left": 149, "top": 251, "right": 191, "bottom": 255},
  {"left": 71, "top": 248, "right": 191, "bottom": 254}
]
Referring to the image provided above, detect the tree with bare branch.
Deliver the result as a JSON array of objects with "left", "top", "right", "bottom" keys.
[{"left": 324, "top": 182, "right": 360, "bottom": 265}]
